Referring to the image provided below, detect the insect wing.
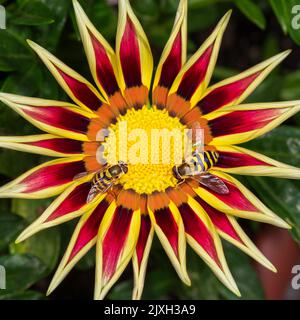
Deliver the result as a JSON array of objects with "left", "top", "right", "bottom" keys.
[
  {"left": 87, "top": 184, "right": 111, "bottom": 203},
  {"left": 193, "top": 173, "right": 229, "bottom": 195},
  {"left": 73, "top": 172, "right": 89, "bottom": 181}
]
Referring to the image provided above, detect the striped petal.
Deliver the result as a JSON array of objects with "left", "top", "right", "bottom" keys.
[
  {"left": 215, "top": 145, "right": 300, "bottom": 179},
  {"left": 116, "top": 0, "right": 153, "bottom": 108},
  {"left": 132, "top": 214, "right": 154, "bottom": 300},
  {"left": 94, "top": 205, "right": 141, "bottom": 300},
  {"left": 16, "top": 177, "right": 105, "bottom": 243},
  {"left": 191, "top": 170, "right": 290, "bottom": 228},
  {"left": 179, "top": 196, "right": 240, "bottom": 296},
  {"left": 47, "top": 198, "right": 111, "bottom": 295},
  {"left": 207, "top": 101, "right": 300, "bottom": 145},
  {"left": 152, "top": 0, "right": 187, "bottom": 107},
  {"left": 197, "top": 197, "right": 276, "bottom": 272},
  {"left": 182, "top": 50, "right": 290, "bottom": 123},
  {"left": 0, "top": 93, "right": 95, "bottom": 141},
  {"left": 0, "top": 156, "right": 86, "bottom": 199},
  {"left": 148, "top": 194, "right": 190, "bottom": 286},
  {"left": 0, "top": 134, "right": 83, "bottom": 157},
  {"left": 73, "top": 0, "right": 126, "bottom": 112},
  {"left": 165, "top": 11, "right": 231, "bottom": 117},
  {"left": 27, "top": 40, "right": 105, "bottom": 112}
]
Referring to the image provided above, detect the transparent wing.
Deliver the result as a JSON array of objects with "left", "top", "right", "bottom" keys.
[
  {"left": 87, "top": 184, "right": 111, "bottom": 203},
  {"left": 73, "top": 172, "right": 89, "bottom": 181},
  {"left": 191, "top": 173, "right": 229, "bottom": 195}
]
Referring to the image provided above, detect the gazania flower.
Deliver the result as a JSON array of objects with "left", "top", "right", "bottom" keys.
[{"left": 1, "top": 0, "right": 300, "bottom": 300}]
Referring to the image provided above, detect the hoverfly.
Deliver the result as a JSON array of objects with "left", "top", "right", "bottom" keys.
[
  {"left": 74, "top": 161, "right": 128, "bottom": 203},
  {"left": 172, "top": 142, "right": 229, "bottom": 195}
]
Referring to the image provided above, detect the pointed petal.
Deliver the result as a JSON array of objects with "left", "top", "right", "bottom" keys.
[
  {"left": 16, "top": 178, "right": 106, "bottom": 243},
  {"left": 207, "top": 101, "right": 300, "bottom": 145},
  {"left": 215, "top": 145, "right": 300, "bottom": 179},
  {"left": 148, "top": 195, "right": 191, "bottom": 286},
  {"left": 183, "top": 50, "right": 290, "bottom": 120},
  {"left": 132, "top": 214, "right": 154, "bottom": 300},
  {"left": 0, "top": 156, "right": 86, "bottom": 199},
  {"left": 191, "top": 170, "right": 290, "bottom": 228},
  {"left": 73, "top": 0, "right": 122, "bottom": 103},
  {"left": 0, "top": 93, "right": 95, "bottom": 141},
  {"left": 179, "top": 196, "right": 240, "bottom": 296},
  {"left": 165, "top": 11, "right": 231, "bottom": 117},
  {"left": 27, "top": 40, "right": 105, "bottom": 112},
  {"left": 199, "top": 199, "right": 276, "bottom": 272},
  {"left": 152, "top": 0, "right": 188, "bottom": 107},
  {"left": 94, "top": 206, "right": 141, "bottom": 300},
  {"left": 116, "top": 0, "right": 153, "bottom": 108},
  {"left": 0, "top": 134, "right": 83, "bottom": 157},
  {"left": 47, "top": 198, "right": 111, "bottom": 295}
]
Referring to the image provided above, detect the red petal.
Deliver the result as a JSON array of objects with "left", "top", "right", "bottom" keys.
[
  {"left": 120, "top": 17, "right": 142, "bottom": 87},
  {"left": 57, "top": 69, "right": 103, "bottom": 111},
  {"left": 23, "top": 106, "right": 90, "bottom": 135},
  {"left": 198, "top": 73, "right": 260, "bottom": 114},
  {"left": 196, "top": 197, "right": 241, "bottom": 242},
  {"left": 68, "top": 200, "right": 109, "bottom": 262},
  {"left": 89, "top": 31, "right": 120, "bottom": 96},
  {"left": 27, "top": 138, "right": 82, "bottom": 155},
  {"left": 22, "top": 160, "right": 85, "bottom": 194},
  {"left": 199, "top": 177, "right": 258, "bottom": 212},
  {"left": 136, "top": 215, "right": 151, "bottom": 266},
  {"left": 217, "top": 151, "right": 270, "bottom": 168},
  {"left": 154, "top": 207, "right": 179, "bottom": 257},
  {"left": 176, "top": 44, "right": 213, "bottom": 100},
  {"left": 159, "top": 32, "right": 182, "bottom": 89},
  {"left": 45, "top": 182, "right": 92, "bottom": 222},
  {"left": 102, "top": 206, "right": 133, "bottom": 279},
  {"left": 209, "top": 108, "right": 286, "bottom": 137},
  {"left": 179, "top": 203, "right": 220, "bottom": 265}
]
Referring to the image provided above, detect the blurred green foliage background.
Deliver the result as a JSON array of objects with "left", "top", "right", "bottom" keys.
[{"left": 0, "top": 0, "right": 300, "bottom": 300}]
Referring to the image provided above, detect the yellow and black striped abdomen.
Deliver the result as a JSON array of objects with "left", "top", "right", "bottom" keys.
[
  {"left": 189, "top": 151, "right": 219, "bottom": 173},
  {"left": 93, "top": 169, "right": 113, "bottom": 192}
]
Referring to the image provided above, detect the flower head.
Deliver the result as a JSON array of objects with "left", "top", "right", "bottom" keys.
[{"left": 1, "top": 0, "right": 300, "bottom": 299}]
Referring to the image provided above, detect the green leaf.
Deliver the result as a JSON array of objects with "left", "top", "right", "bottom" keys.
[
  {"left": 0, "top": 149, "right": 40, "bottom": 178},
  {"left": 219, "top": 243, "right": 264, "bottom": 300},
  {"left": 2, "top": 63, "right": 43, "bottom": 96},
  {"left": 287, "top": 0, "right": 300, "bottom": 45},
  {"left": 0, "top": 213, "right": 26, "bottom": 251},
  {"left": 10, "top": 228, "right": 61, "bottom": 272},
  {"left": 245, "top": 126, "right": 300, "bottom": 167},
  {"left": 179, "top": 245, "right": 264, "bottom": 300},
  {"left": 0, "top": 30, "right": 33, "bottom": 72},
  {"left": 12, "top": 1, "right": 55, "bottom": 26},
  {"left": 234, "top": 0, "right": 266, "bottom": 29},
  {"left": 269, "top": 0, "right": 289, "bottom": 34},
  {"left": 244, "top": 126, "right": 300, "bottom": 243},
  {"left": 0, "top": 254, "right": 47, "bottom": 292},
  {"left": 280, "top": 70, "right": 300, "bottom": 101},
  {"left": 245, "top": 176, "right": 300, "bottom": 244},
  {"left": 37, "top": 0, "right": 71, "bottom": 50},
  {"left": 10, "top": 198, "right": 60, "bottom": 272},
  {"left": 0, "top": 290, "right": 45, "bottom": 300}
]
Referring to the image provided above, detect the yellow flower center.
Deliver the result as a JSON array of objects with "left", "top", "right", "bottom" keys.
[{"left": 103, "top": 106, "right": 187, "bottom": 194}]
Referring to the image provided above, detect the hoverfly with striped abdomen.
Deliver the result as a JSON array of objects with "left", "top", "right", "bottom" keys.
[
  {"left": 172, "top": 137, "right": 229, "bottom": 195},
  {"left": 74, "top": 161, "right": 128, "bottom": 203}
]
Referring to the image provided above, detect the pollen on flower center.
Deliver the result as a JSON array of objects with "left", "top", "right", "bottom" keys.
[{"left": 103, "top": 106, "right": 187, "bottom": 194}]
